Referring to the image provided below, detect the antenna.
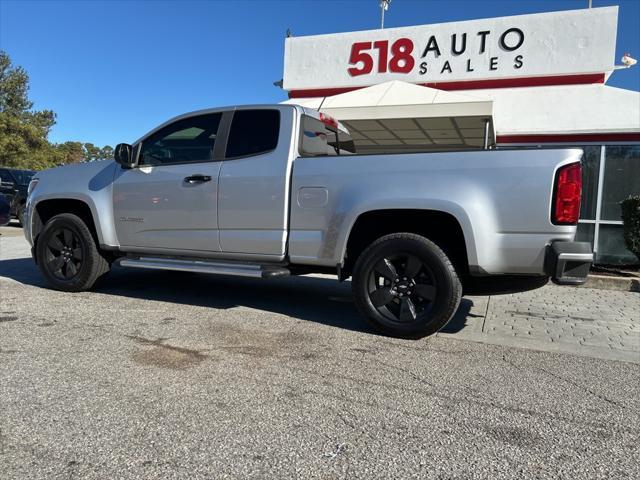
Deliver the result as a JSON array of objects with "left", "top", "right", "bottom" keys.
[{"left": 380, "top": 0, "right": 391, "bottom": 29}]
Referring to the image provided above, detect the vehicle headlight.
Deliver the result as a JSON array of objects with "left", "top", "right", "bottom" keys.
[{"left": 27, "top": 178, "right": 39, "bottom": 196}]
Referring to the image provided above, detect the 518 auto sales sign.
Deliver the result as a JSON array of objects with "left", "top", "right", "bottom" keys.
[{"left": 283, "top": 7, "right": 617, "bottom": 96}]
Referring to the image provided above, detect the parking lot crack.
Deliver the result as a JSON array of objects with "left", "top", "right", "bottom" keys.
[
  {"left": 482, "top": 296, "right": 491, "bottom": 332},
  {"left": 501, "top": 353, "right": 624, "bottom": 408},
  {"left": 368, "top": 357, "right": 436, "bottom": 388},
  {"left": 534, "top": 365, "right": 625, "bottom": 408},
  {"left": 337, "top": 410, "right": 355, "bottom": 430}
]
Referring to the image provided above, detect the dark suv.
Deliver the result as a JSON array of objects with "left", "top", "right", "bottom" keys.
[{"left": 0, "top": 167, "right": 36, "bottom": 226}]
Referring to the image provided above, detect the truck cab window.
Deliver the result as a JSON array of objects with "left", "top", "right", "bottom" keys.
[
  {"left": 299, "top": 115, "right": 356, "bottom": 157},
  {"left": 225, "top": 110, "right": 280, "bottom": 158},
  {"left": 139, "top": 113, "right": 222, "bottom": 166}
]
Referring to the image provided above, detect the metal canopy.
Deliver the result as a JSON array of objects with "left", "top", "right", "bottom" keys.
[
  {"left": 342, "top": 116, "right": 493, "bottom": 154},
  {"left": 284, "top": 81, "right": 495, "bottom": 153}
]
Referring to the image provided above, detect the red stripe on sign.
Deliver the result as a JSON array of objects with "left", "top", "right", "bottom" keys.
[
  {"left": 496, "top": 133, "right": 640, "bottom": 144},
  {"left": 287, "top": 73, "right": 607, "bottom": 98},
  {"left": 423, "top": 73, "right": 606, "bottom": 91}
]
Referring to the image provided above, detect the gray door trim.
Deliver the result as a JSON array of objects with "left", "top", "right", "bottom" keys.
[{"left": 213, "top": 110, "right": 235, "bottom": 161}]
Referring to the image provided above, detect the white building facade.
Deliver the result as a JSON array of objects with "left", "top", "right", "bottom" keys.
[{"left": 282, "top": 6, "right": 640, "bottom": 265}]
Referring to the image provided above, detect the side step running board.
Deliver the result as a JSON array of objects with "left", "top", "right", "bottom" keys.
[{"left": 117, "top": 256, "right": 290, "bottom": 279}]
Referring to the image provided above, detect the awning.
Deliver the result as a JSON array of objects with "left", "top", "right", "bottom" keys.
[
  {"left": 283, "top": 80, "right": 495, "bottom": 153},
  {"left": 464, "top": 84, "right": 640, "bottom": 144}
]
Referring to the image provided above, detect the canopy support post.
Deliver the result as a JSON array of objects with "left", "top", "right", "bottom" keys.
[{"left": 483, "top": 119, "right": 491, "bottom": 149}]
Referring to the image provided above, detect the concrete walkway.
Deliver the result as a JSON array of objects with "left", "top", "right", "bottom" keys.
[{"left": 440, "top": 286, "right": 639, "bottom": 364}]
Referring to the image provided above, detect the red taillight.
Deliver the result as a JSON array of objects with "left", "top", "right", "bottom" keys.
[
  {"left": 319, "top": 112, "right": 338, "bottom": 129},
  {"left": 552, "top": 162, "right": 582, "bottom": 225}
]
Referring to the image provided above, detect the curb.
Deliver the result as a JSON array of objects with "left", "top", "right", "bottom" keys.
[{"left": 580, "top": 274, "right": 640, "bottom": 293}]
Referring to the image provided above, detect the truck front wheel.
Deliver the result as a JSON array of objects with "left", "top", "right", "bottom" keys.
[
  {"left": 352, "top": 233, "right": 462, "bottom": 339},
  {"left": 35, "top": 213, "right": 110, "bottom": 292}
]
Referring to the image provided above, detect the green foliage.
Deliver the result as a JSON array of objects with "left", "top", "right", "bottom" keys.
[
  {"left": 57, "top": 141, "right": 85, "bottom": 165},
  {"left": 0, "top": 50, "right": 113, "bottom": 170},
  {"left": 0, "top": 51, "right": 33, "bottom": 115},
  {"left": 621, "top": 196, "right": 640, "bottom": 262},
  {"left": 81, "top": 143, "right": 114, "bottom": 162}
]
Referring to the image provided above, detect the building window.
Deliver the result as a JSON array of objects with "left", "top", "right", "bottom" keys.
[
  {"left": 579, "top": 146, "right": 601, "bottom": 220},
  {"left": 597, "top": 224, "right": 637, "bottom": 265},
  {"left": 575, "top": 223, "right": 595, "bottom": 250},
  {"left": 592, "top": 145, "right": 640, "bottom": 265},
  {"left": 600, "top": 145, "right": 640, "bottom": 221}
]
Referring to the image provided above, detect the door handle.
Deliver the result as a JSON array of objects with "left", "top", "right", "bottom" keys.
[{"left": 184, "top": 174, "right": 212, "bottom": 184}]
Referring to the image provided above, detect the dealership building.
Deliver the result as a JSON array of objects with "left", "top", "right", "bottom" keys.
[{"left": 281, "top": 6, "right": 640, "bottom": 265}]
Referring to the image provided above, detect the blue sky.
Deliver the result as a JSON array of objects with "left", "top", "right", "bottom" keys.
[{"left": 1, "top": 0, "right": 639, "bottom": 147}]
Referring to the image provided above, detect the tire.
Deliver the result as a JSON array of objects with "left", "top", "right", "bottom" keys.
[
  {"left": 352, "top": 233, "right": 462, "bottom": 339},
  {"left": 35, "top": 213, "right": 110, "bottom": 292}
]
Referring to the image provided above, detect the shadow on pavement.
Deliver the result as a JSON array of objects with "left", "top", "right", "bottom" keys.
[
  {"left": 439, "top": 299, "right": 476, "bottom": 334},
  {"left": 0, "top": 256, "right": 479, "bottom": 336},
  {"left": 0, "top": 257, "right": 371, "bottom": 334},
  {"left": 0, "top": 257, "right": 44, "bottom": 285}
]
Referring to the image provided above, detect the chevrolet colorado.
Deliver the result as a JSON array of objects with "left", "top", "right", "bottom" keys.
[{"left": 24, "top": 104, "right": 592, "bottom": 338}]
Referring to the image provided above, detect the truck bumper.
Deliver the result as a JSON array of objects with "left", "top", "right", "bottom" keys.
[{"left": 545, "top": 241, "right": 593, "bottom": 285}]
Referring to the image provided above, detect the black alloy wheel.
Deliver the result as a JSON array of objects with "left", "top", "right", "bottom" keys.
[
  {"left": 352, "top": 233, "right": 462, "bottom": 339},
  {"left": 44, "top": 227, "right": 83, "bottom": 280},
  {"left": 367, "top": 253, "right": 438, "bottom": 324},
  {"left": 36, "top": 213, "right": 110, "bottom": 292}
]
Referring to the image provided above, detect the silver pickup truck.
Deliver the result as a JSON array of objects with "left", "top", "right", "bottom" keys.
[{"left": 24, "top": 104, "right": 592, "bottom": 338}]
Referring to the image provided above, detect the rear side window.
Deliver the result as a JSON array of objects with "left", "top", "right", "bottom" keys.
[
  {"left": 226, "top": 110, "right": 280, "bottom": 158},
  {"left": 299, "top": 115, "right": 356, "bottom": 157}
]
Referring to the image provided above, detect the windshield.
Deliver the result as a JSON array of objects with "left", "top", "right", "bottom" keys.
[{"left": 12, "top": 170, "right": 35, "bottom": 185}]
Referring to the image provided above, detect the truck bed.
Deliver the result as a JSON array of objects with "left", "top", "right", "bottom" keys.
[{"left": 288, "top": 148, "right": 583, "bottom": 275}]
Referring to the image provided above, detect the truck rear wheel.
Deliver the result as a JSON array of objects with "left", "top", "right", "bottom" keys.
[
  {"left": 36, "top": 213, "right": 110, "bottom": 292},
  {"left": 352, "top": 233, "right": 462, "bottom": 339}
]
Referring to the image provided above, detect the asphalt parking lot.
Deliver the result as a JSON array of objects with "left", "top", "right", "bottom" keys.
[{"left": 1, "top": 223, "right": 639, "bottom": 479}]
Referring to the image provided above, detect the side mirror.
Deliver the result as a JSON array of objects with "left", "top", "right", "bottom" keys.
[{"left": 114, "top": 143, "right": 135, "bottom": 169}]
